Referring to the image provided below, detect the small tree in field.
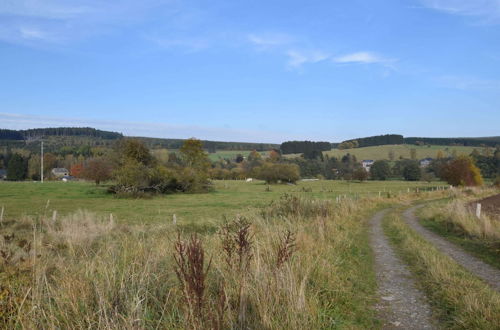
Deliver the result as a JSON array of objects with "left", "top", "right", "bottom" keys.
[
  {"left": 440, "top": 155, "right": 483, "bottom": 186},
  {"left": 352, "top": 168, "right": 368, "bottom": 182},
  {"left": 180, "top": 138, "right": 210, "bottom": 171},
  {"left": 82, "top": 158, "right": 112, "bottom": 185}
]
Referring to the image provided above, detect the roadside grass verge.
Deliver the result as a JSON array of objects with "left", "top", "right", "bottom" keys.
[
  {"left": 1, "top": 195, "right": 382, "bottom": 329},
  {"left": 383, "top": 210, "right": 500, "bottom": 329},
  {"left": 418, "top": 196, "right": 500, "bottom": 270}
]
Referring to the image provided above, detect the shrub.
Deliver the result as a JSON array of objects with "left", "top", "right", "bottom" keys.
[
  {"left": 254, "top": 163, "right": 300, "bottom": 184},
  {"left": 440, "top": 155, "right": 483, "bottom": 186},
  {"left": 352, "top": 168, "right": 368, "bottom": 181}
]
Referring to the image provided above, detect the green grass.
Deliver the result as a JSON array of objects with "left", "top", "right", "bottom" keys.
[
  {"left": 0, "top": 180, "right": 445, "bottom": 225},
  {"left": 301, "top": 144, "right": 486, "bottom": 161}
]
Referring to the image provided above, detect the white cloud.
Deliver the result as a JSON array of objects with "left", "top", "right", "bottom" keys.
[
  {"left": 418, "top": 0, "right": 500, "bottom": 22},
  {"left": 286, "top": 50, "right": 329, "bottom": 68},
  {"left": 333, "top": 51, "right": 391, "bottom": 64},
  {"left": 247, "top": 33, "right": 294, "bottom": 47},
  {"left": 0, "top": 0, "right": 174, "bottom": 45}
]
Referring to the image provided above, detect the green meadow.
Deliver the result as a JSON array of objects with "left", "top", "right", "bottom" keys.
[{"left": 0, "top": 179, "right": 443, "bottom": 225}]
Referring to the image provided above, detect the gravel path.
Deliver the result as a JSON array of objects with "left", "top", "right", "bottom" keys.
[
  {"left": 370, "top": 210, "right": 436, "bottom": 329},
  {"left": 403, "top": 206, "right": 500, "bottom": 292}
]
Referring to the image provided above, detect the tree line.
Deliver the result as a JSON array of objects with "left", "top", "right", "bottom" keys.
[{"left": 280, "top": 141, "right": 332, "bottom": 154}]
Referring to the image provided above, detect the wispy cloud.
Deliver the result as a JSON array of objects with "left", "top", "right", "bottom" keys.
[
  {"left": 247, "top": 33, "right": 294, "bottom": 47},
  {"left": 0, "top": 112, "right": 299, "bottom": 143},
  {"left": 418, "top": 0, "right": 500, "bottom": 23},
  {"left": 247, "top": 32, "right": 395, "bottom": 69},
  {"left": 435, "top": 75, "right": 500, "bottom": 90},
  {"left": 0, "top": 0, "right": 173, "bottom": 45},
  {"left": 333, "top": 51, "right": 394, "bottom": 64},
  {"left": 286, "top": 50, "right": 330, "bottom": 68}
]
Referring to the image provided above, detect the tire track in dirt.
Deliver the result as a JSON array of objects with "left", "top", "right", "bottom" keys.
[
  {"left": 370, "top": 210, "right": 436, "bottom": 329},
  {"left": 403, "top": 206, "right": 500, "bottom": 292}
]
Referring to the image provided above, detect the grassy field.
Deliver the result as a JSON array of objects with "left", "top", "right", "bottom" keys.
[
  {"left": 2, "top": 180, "right": 429, "bottom": 328},
  {"left": 290, "top": 144, "right": 487, "bottom": 161},
  {"left": 0, "top": 180, "right": 445, "bottom": 226}
]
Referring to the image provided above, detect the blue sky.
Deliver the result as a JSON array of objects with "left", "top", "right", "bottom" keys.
[{"left": 1, "top": 0, "right": 499, "bottom": 143}]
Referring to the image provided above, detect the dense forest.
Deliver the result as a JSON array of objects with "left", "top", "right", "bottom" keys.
[
  {"left": 280, "top": 141, "right": 332, "bottom": 154},
  {"left": 0, "top": 127, "right": 123, "bottom": 140},
  {"left": 0, "top": 128, "right": 280, "bottom": 152},
  {"left": 338, "top": 134, "right": 500, "bottom": 149},
  {"left": 339, "top": 134, "right": 404, "bottom": 149},
  {"left": 404, "top": 137, "right": 500, "bottom": 147}
]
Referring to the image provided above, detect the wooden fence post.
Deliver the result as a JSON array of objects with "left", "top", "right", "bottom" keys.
[{"left": 476, "top": 203, "right": 481, "bottom": 219}]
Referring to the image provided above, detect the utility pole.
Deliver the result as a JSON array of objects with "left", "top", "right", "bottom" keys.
[{"left": 41, "top": 140, "right": 44, "bottom": 183}]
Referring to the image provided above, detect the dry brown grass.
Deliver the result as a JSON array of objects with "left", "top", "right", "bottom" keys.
[{"left": 0, "top": 188, "right": 458, "bottom": 329}]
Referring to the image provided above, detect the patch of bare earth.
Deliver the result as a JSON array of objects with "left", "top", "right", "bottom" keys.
[
  {"left": 404, "top": 206, "right": 500, "bottom": 292},
  {"left": 370, "top": 210, "right": 436, "bottom": 329},
  {"left": 470, "top": 193, "right": 500, "bottom": 219}
]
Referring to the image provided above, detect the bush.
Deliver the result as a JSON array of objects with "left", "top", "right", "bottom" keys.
[
  {"left": 110, "top": 138, "right": 212, "bottom": 195},
  {"left": 440, "top": 156, "right": 483, "bottom": 186},
  {"left": 403, "top": 162, "right": 421, "bottom": 181},
  {"left": 254, "top": 162, "right": 300, "bottom": 184},
  {"left": 370, "top": 160, "right": 390, "bottom": 180},
  {"left": 352, "top": 168, "right": 368, "bottom": 181}
]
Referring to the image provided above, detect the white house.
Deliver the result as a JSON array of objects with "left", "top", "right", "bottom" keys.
[
  {"left": 361, "top": 160, "right": 374, "bottom": 172},
  {"left": 51, "top": 168, "right": 69, "bottom": 178},
  {"left": 419, "top": 158, "right": 433, "bottom": 168}
]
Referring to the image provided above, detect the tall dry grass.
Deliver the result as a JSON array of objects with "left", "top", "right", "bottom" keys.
[
  {"left": 420, "top": 189, "right": 500, "bottom": 241},
  {"left": 1, "top": 194, "right": 383, "bottom": 329},
  {"left": 384, "top": 211, "right": 500, "bottom": 329}
]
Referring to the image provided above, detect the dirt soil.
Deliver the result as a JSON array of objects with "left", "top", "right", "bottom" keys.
[{"left": 472, "top": 194, "right": 500, "bottom": 218}]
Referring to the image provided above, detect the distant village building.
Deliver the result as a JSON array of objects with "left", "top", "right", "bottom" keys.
[
  {"left": 0, "top": 169, "right": 6, "bottom": 180},
  {"left": 419, "top": 158, "right": 433, "bottom": 168},
  {"left": 51, "top": 168, "right": 69, "bottom": 178},
  {"left": 361, "top": 160, "right": 374, "bottom": 172}
]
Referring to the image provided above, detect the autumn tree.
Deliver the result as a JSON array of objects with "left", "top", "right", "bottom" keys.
[
  {"left": 70, "top": 163, "right": 84, "bottom": 177},
  {"left": 440, "top": 156, "right": 483, "bottom": 186},
  {"left": 82, "top": 158, "right": 112, "bottom": 185}
]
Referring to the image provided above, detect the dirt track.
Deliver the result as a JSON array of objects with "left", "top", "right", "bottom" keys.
[
  {"left": 403, "top": 206, "right": 500, "bottom": 292},
  {"left": 370, "top": 210, "right": 435, "bottom": 329}
]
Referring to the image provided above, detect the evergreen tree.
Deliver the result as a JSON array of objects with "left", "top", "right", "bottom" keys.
[{"left": 7, "top": 154, "right": 27, "bottom": 181}]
